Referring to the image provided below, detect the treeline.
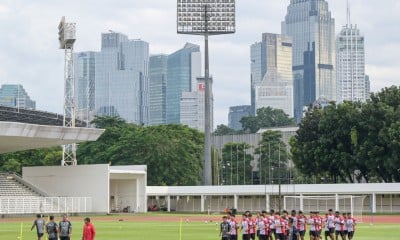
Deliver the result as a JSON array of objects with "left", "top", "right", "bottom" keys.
[
  {"left": 0, "top": 116, "right": 204, "bottom": 186},
  {"left": 290, "top": 86, "right": 400, "bottom": 183}
]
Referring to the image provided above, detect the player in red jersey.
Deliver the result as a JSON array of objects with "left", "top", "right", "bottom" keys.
[
  {"left": 274, "top": 212, "right": 286, "bottom": 240},
  {"left": 241, "top": 214, "right": 251, "bottom": 240},
  {"left": 325, "top": 209, "right": 335, "bottom": 240},
  {"left": 269, "top": 209, "right": 276, "bottom": 240},
  {"left": 229, "top": 213, "right": 239, "bottom": 240},
  {"left": 334, "top": 211, "right": 344, "bottom": 240},
  {"left": 82, "top": 217, "right": 95, "bottom": 240},
  {"left": 308, "top": 212, "right": 317, "bottom": 240},
  {"left": 258, "top": 211, "right": 271, "bottom": 240},
  {"left": 314, "top": 211, "right": 323, "bottom": 240},
  {"left": 248, "top": 213, "right": 257, "bottom": 240},
  {"left": 296, "top": 210, "right": 307, "bottom": 240},
  {"left": 345, "top": 213, "right": 356, "bottom": 240},
  {"left": 341, "top": 213, "right": 348, "bottom": 240}
]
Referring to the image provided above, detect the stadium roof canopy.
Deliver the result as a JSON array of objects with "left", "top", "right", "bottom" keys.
[{"left": 0, "top": 121, "right": 104, "bottom": 153}]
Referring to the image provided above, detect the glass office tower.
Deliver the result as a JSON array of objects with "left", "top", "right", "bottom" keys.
[
  {"left": 74, "top": 51, "right": 96, "bottom": 124},
  {"left": 282, "top": 0, "right": 336, "bottom": 122},
  {"left": 149, "top": 54, "right": 168, "bottom": 125},
  {"left": 251, "top": 33, "right": 294, "bottom": 118},
  {"left": 94, "top": 32, "right": 149, "bottom": 124},
  {"left": 166, "top": 43, "right": 201, "bottom": 124},
  {"left": 0, "top": 84, "right": 36, "bottom": 110}
]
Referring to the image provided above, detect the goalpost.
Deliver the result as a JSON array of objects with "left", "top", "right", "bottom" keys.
[{"left": 283, "top": 195, "right": 366, "bottom": 222}]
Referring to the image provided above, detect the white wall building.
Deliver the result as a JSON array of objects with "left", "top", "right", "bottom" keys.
[
  {"left": 336, "top": 24, "right": 367, "bottom": 103},
  {"left": 180, "top": 77, "right": 213, "bottom": 132}
]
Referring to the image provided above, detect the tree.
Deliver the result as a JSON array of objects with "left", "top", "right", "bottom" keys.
[
  {"left": 290, "top": 86, "right": 400, "bottom": 183},
  {"left": 77, "top": 116, "right": 204, "bottom": 186},
  {"left": 0, "top": 147, "right": 62, "bottom": 174},
  {"left": 255, "top": 130, "right": 291, "bottom": 184},
  {"left": 240, "top": 107, "right": 295, "bottom": 133},
  {"left": 213, "top": 124, "right": 237, "bottom": 136},
  {"left": 219, "top": 142, "right": 253, "bottom": 185}
]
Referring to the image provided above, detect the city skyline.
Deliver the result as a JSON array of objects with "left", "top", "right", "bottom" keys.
[{"left": 0, "top": 0, "right": 399, "bottom": 126}]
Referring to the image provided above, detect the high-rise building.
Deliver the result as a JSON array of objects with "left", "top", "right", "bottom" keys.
[
  {"left": 282, "top": 0, "right": 336, "bottom": 122},
  {"left": 228, "top": 105, "right": 252, "bottom": 130},
  {"left": 149, "top": 54, "right": 168, "bottom": 125},
  {"left": 250, "top": 33, "right": 294, "bottom": 117},
  {"left": 74, "top": 51, "right": 96, "bottom": 125},
  {"left": 0, "top": 84, "right": 36, "bottom": 110},
  {"left": 94, "top": 32, "right": 149, "bottom": 124},
  {"left": 336, "top": 24, "right": 366, "bottom": 103},
  {"left": 365, "top": 75, "right": 370, "bottom": 99},
  {"left": 180, "top": 77, "right": 213, "bottom": 132},
  {"left": 166, "top": 43, "right": 201, "bottom": 124}
]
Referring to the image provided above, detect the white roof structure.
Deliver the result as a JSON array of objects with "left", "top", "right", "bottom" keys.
[
  {"left": 0, "top": 121, "right": 104, "bottom": 153},
  {"left": 147, "top": 183, "right": 400, "bottom": 196}
]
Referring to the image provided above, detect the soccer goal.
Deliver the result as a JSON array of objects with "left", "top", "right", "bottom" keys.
[{"left": 283, "top": 195, "right": 366, "bottom": 222}]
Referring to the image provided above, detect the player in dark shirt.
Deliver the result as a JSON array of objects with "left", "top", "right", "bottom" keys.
[
  {"left": 46, "top": 215, "right": 59, "bottom": 240},
  {"left": 59, "top": 214, "right": 72, "bottom": 240},
  {"left": 31, "top": 214, "right": 46, "bottom": 240},
  {"left": 220, "top": 216, "right": 231, "bottom": 240}
]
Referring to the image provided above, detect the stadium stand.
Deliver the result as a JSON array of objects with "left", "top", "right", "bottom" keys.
[
  {"left": 0, "top": 172, "right": 47, "bottom": 197},
  {"left": 0, "top": 105, "right": 86, "bottom": 127}
]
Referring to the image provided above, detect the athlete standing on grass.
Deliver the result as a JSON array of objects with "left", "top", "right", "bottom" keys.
[
  {"left": 82, "top": 217, "right": 96, "bottom": 240},
  {"left": 229, "top": 213, "right": 239, "bottom": 240},
  {"left": 341, "top": 213, "right": 347, "bottom": 240},
  {"left": 241, "top": 214, "right": 250, "bottom": 240},
  {"left": 296, "top": 211, "right": 307, "bottom": 240},
  {"left": 46, "top": 216, "right": 58, "bottom": 240},
  {"left": 326, "top": 209, "right": 335, "bottom": 240},
  {"left": 334, "top": 211, "right": 344, "bottom": 240},
  {"left": 345, "top": 213, "right": 356, "bottom": 240},
  {"left": 59, "top": 214, "right": 72, "bottom": 240},
  {"left": 31, "top": 214, "right": 46, "bottom": 240}
]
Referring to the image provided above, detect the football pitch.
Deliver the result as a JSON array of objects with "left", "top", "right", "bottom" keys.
[{"left": 0, "top": 214, "right": 397, "bottom": 240}]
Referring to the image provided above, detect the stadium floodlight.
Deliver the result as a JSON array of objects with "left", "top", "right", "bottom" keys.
[
  {"left": 177, "top": 0, "right": 236, "bottom": 186},
  {"left": 58, "top": 16, "right": 77, "bottom": 166}
]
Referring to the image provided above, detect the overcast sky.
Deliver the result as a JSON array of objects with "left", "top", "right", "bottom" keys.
[{"left": 0, "top": 0, "right": 399, "bottom": 126}]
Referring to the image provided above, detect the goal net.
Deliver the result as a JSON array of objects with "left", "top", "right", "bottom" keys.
[{"left": 283, "top": 195, "right": 366, "bottom": 222}]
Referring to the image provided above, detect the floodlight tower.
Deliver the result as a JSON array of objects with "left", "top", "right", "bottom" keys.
[
  {"left": 177, "top": 0, "right": 236, "bottom": 185},
  {"left": 58, "top": 16, "right": 77, "bottom": 166}
]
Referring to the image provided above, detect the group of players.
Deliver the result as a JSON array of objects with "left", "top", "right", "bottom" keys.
[
  {"left": 220, "top": 209, "right": 356, "bottom": 240},
  {"left": 31, "top": 213, "right": 95, "bottom": 240}
]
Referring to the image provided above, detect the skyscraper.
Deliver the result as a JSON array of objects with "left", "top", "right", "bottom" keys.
[
  {"left": 228, "top": 105, "right": 252, "bottom": 130},
  {"left": 94, "top": 32, "right": 149, "bottom": 124},
  {"left": 0, "top": 84, "right": 36, "bottom": 110},
  {"left": 282, "top": 0, "right": 336, "bottom": 122},
  {"left": 180, "top": 77, "right": 213, "bottom": 132},
  {"left": 250, "top": 33, "right": 294, "bottom": 117},
  {"left": 336, "top": 24, "right": 366, "bottom": 103},
  {"left": 166, "top": 43, "right": 201, "bottom": 124},
  {"left": 74, "top": 51, "right": 96, "bottom": 125},
  {"left": 149, "top": 54, "right": 168, "bottom": 125}
]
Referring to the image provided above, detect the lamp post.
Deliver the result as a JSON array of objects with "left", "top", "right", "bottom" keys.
[
  {"left": 177, "top": 0, "right": 236, "bottom": 185},
  {"left": 58, "top": 16, "right": 77, "bottom": 166}
]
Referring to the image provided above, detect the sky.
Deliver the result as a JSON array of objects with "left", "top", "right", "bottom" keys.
[{"left": 0, "top": 0, "right": 399, "bottom": 127}]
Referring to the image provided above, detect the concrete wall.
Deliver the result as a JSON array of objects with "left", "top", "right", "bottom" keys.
[{"left": 23, "top": 164, "right": 109, "bottom": 213}]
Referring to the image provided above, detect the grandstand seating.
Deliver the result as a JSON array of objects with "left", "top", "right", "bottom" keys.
[{"left": 0, "top": 173, "right": 45, "bottom": 197}]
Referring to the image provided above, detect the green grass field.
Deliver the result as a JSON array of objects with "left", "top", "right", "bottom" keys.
[{"left": 0, "top": 214, "right": 397, "bottom": 240}]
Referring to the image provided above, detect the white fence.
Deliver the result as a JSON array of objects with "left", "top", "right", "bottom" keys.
[{"left": 0, "top": 197, "right": 92, "bottom": 214}]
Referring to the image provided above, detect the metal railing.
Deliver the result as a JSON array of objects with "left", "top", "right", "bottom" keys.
[{"left": 0, "top": 197, "right": 92, "bottom": 214}]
